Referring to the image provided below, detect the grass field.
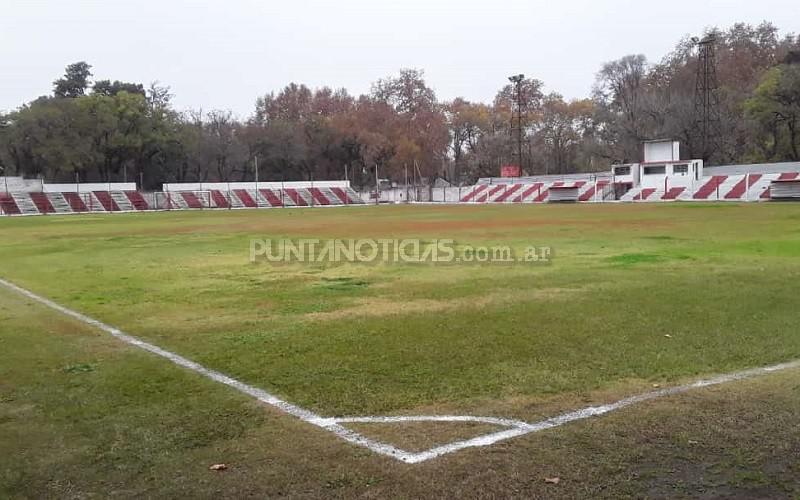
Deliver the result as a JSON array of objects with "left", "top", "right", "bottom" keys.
[{"left": 2, "top": 203, "right": 800, "bottom": 498}]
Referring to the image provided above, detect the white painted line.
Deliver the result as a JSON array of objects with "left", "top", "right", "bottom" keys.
[
  {"left": 2, "top": 276, "right": 799, "bottom": 464},
  {"left": 0, "top": 277, "right": 408, "bottom": 462},
  {"left": 331, "top": 415, "right": 533, "bottom": 428}
]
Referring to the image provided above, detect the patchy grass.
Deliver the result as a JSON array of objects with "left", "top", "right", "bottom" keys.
[{"left": 2, "top": 203, "right": 800, "bottom": 497}]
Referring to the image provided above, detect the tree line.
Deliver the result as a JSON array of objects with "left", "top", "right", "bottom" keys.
[{"left": 1, "top": 22, "right": 798, "bottom": 190}]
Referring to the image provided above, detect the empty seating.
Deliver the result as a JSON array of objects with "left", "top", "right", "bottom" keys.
[
  {"left": 0, "top": 193, "right": 21, "bottom": 215},
  {"left": 343, "top": 187, "right": 364, "bottom": 204},
  {"left": 47, "top": 193, "right": 73, "bottom": 213},
  {"left": 662, "top": 187, "right": 686, "bottom": 200},
  {"left": 11, "top": 193, "right": 40, "bottom": 215},
  {"left": 513, "top": 183, "right": 544, "bottom": 203},
  {"left": 725, "top": 175, "right": 762, "bottom": 200},
  {"left": 692, "top": 176, "right": 728, "bottom": 200},
  {"left": 29, "top": 192, "right": 55, "bottom": 214},
  {"left": 633, "top": 188, "right": 658, "bottom": 201},
  {"left": 92, "top": 191, "right": 120, "bottom": 211},
  {"left": 307, "top": 187, "right": 331, "bottom": 205},
  {"left": 460, "top": 185, "right": 488, "bottom": 202},
  {"left": 179, "top": 192, "right": 204, "bottom": 209},
  {"left": 259, "top": 189, "right": 284, "bottom": 207},
  {"left": 1, "top": 185, "right": 368, "bottom": 217},
  {"left": 63, "top": 192, "right": 88, "bottom": 212},
  {"left": 125, "top": 191, "right": 150, "bottom": 210},
  {"left": 210, "top": 190, "right": 231, "bottom": 208},
  {"left": 330, "top": 187, "right": 353, "bottom": 204},
  {"left": 233, "top": 189, "right": 258, "bottom": 208},
  {"left": 494, "top": 184, "right": 523, "bottom": 202},
  {"left": 283, "top": 188, "right": 308, "bottom": 206},
  {"left": 110, "top": 191, "right": 135, "bottom": 211}
]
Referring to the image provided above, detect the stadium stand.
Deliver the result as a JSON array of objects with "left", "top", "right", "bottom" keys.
[
  {"left": 125, "top": 191, "right": 150, "bottom": 210},
  {"left": 258, "top": 189, "right": 284, "bottom": 207},
  {"left": 93, "top": 191, "right": 120, "bottom": 211}
]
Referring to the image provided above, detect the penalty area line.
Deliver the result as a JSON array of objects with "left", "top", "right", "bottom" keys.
[
  {"left": 0, "top": 277, "right": 415, "bottom": 463},
  {"left": 2, "top": 276, "right": 799, "bottom": 464}
]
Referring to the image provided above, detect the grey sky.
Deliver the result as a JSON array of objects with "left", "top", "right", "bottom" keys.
[{"left": 2, "top": 0, "right": 797, "bottom": 117}]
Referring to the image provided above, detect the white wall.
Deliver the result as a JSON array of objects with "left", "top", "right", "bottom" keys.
[
  {"left": 639, "top": 161, "right": 703, "bottom": 190},
  {"left": 162, "top": 181, "right": 351, "bottom": 191},
  {"left": 643, "top": 141, "right": 679, "bottom": 163},
  {"left": 1, "top": 177, "right": 44, "bottom": 193},
  {"left": 43, "top": 182, "right": 136, "bottom": 193}
]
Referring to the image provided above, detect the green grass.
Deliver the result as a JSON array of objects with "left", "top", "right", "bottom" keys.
[
  {"left": 1, "top": 203, "right": 800, "bottom": 416},
  {"left": 2, "top": 203, "right": 800, "bottom": 498}
]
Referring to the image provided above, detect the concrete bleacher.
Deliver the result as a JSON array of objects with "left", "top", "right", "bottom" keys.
[
  {"left": 109, "top": 191, "right": 135, "bottom": 211},
  {"left": 1, "top": 182, "right": 365, "bottom": 216},
  {"left": 11, "top": 193, "right": 40, "bottom": 215},
  {"left": 47, "top": 192, "right": 73, "bottom": 213}
]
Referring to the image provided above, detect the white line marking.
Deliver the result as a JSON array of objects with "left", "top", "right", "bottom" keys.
[
  {"left": 0, "top": 277, "right": 407, "bottom": 461},
  {"left": 2, "top": 276, "right": 799, "bottom": 464}
]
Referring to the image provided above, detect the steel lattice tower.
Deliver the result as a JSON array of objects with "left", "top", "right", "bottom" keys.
[
  {"left": 508, "top": 74, "right": 525, "bottom": 172},
  {"left": 694, "top": 35, "right": 721, "bottom": 162}
]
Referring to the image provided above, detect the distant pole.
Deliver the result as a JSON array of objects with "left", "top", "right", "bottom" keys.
[
  {"left": 254, "top": 156, "right": 259, "bottom": 187},
  {"left": 1, "top": 166, "right": 7, "bottom": 194},
  {"left": 76, "top": 170, "right": 80, "bottom": 194},
  {"left": 139, "top": 171, "right": 144, "bottom": 191},
  {"left": 745, "top": 173, "right": 750, "bottom": 202},
  {"left": 254, "top": 156, "right": 260, "bottom": 206},
  {"left": 344, "top": 163, "right": 349, "bottom": 182},
  {"left": 411, "top": 163, "right": 416, "bottom": 202},
  {"left": 374, "top": 164, "right": 379, "bottom": 205},
  {"left": 404, "top": 164, "right": 409, "bottom": 204}
]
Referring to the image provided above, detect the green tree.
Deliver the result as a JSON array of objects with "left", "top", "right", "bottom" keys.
[
  {"left": 53, "top": 62, "right": 93, "bottom": 98},
  {"left": 746, "top": 64, "right": 800, "bottom": 160},
  {"left": 92, "top": 80, "right": 146, "bottom": 97}
]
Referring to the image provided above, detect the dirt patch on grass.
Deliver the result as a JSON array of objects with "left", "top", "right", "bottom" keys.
[{"left": 303, "top": 286, "right": 589, "bottom": 322}]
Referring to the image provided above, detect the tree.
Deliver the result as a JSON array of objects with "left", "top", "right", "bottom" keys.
[
  {"left": 370, "top": 69, "right": 449, "bottom": 180},
  {"left": 593, "top": 54, "right": 650, "bottom": 162},
  {"left": 493, "top": 77, "right": 544, "bottom": 114},
  {"left": 92, "top": 80, "right": 146, "bottom": 97},
  {"left": 746, "top": 64, "right": 800, "bottom": 160},
  {"left": 53, "top": 62, "right": 93, "bottom": 98},
  {"left": 532, "top": 95, "right": 595, "bottom": 174},
  {"left": 446, "top": 98, "right": 492, "bottom": 183}
]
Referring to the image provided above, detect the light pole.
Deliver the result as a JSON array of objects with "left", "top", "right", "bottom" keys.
[
  {"left": 374, "top": 164, "right": 379, "bottom": 205},
  {"left": 508, "top": 74, "right": 525, "bottom": 174},
  {"left": 254, "top": 155, "right": 259, "bottom": 205},
  {"left": 0, "top": 166, "right": 7, "bottom": 194}
]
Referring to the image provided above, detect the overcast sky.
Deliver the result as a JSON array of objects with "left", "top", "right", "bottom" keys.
[{"left": 1, "top": 0, "right": 797, "bottom": 117}]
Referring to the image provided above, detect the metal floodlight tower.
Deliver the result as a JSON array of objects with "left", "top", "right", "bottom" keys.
[
  {"left": 508, "top": 74, "right": 525, "bottom": 172},
  {"left": 693, "top": 35, "right": 721, "bottom": 163}
]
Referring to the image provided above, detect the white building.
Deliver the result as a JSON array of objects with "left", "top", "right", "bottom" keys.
[{"left": 613, "top": 140, "right": 703, "bottom": 192}]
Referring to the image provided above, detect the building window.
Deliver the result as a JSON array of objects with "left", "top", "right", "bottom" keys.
[
  {"left": 673, "top": 164, "right": 689, "bottom": 174},
  {"left": 614, "top": 166, "right": 631, "bottom": 176},
  {"left": 643, "top": 165, "right": 666, "bottom": 175}
]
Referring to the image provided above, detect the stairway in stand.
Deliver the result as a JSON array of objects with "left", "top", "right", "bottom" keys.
[
  {"left": 11, "top": 193, "right": 40, "bottom": 215},
  {"left": 110, "top": 191, "right": 135, "bottom": 211}
]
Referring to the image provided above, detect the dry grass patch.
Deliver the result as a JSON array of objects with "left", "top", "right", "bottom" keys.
[{"left": 304, "top": 286, "right": 591, "bottom": 322}]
